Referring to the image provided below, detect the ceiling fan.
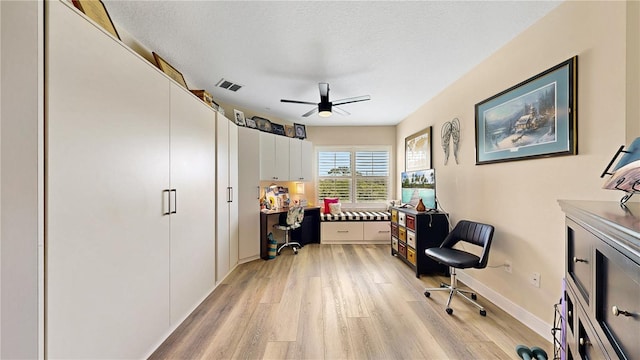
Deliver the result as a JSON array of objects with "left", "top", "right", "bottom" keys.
[{"left": 281, "top": 83, "right": 371, "bottom": 117}]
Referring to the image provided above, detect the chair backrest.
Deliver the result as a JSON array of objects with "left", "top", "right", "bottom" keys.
[
  {"left": 440, "top": 220, "right": 495, "bottom": 269},
  {"left": 281, "top": 206, "right": 304, "bottom": 226}
]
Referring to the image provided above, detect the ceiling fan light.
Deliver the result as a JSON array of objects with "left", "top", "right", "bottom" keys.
[{"left": 318, "top": 102, "right": 332, "bottom": 117}]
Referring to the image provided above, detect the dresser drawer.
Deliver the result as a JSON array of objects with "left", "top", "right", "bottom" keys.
[
  {"left": 567, "top": 219, "right": 594, "bottom": 305},
  {"left": 406, "top": 230, "right": 416, "bottom": 248},
  {"left": 406, "top": 215, "right": 416, "bottom": 230},
  {"left": 391, "top": 223, "right": 399, "bottom": 238},
  {"left": 407, "top": 247, "right": 417, "bottom": 265},
  {"left": 595, "top": 242, "right": 640, "bottom": 359},
  {"left": 392, "top": 237, "right": 398, "bottom": 252},
  {"left": 321, "top": 222, "right": 364, "bottom": 241},
  {"left": 398, "top": 212, "right": 406, "bottom": 227},
  {"left": 398, "top": 242, "right": 407, "bottom": 258},
  {"left": 391, "top": 209, "right": 398, "bottom": 223},
  {"left": 363, "top": 222, "right": 391, "bottom": 241},
  {"left": 399, "top": 227, "right": 406, "bottom": 242}
]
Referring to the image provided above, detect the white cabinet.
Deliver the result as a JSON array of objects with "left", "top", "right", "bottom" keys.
[
  {"left": 169, "top": 83, "right": 216, "bottom": 324},
  {"left": 46, "top": 2, "right": 216, "bottom": 358},
  {"left": 47, "top": 2, "right": 171, "bottom": 358},
  {"left": 289, "top": 139, "right": 313, "bottom": 181},
  {"left": 259, "top": 132, "right": 290, "bottom": 181},
  {"left": 238, "top": 127, "right": 261, "bottom": 262},
  {"left": 216, "top": 114, "right": 239, "bottom": 283}
]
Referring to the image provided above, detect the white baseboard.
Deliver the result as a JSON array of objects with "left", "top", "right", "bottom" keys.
[{"left": 457, "top": 271, "right": 553, "bottom": 343}]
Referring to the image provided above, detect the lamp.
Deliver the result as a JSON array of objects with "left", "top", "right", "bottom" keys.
[{"left": 318, "top": 102, "right": 332, "bottom": 117}]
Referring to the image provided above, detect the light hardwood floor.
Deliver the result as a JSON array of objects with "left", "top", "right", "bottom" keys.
[{"left": 150, "top": 244, "right": 551, "bottom": 359}]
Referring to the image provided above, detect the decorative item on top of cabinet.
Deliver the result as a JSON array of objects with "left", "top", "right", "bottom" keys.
[
  {"left": 559, "top": 200, "right": 640, "bottom": 360},
  {"left": 390, "top": 207, "right": 449, "bottom": 277},
  {"left": 190, "top": 90, "right": 214, "bottom": 108},
  {"left": 72, "top": 0, "right": 120, "bottom": 40},
  {"left": 152, "top": 52, "right": 188, "bottom": 89}
]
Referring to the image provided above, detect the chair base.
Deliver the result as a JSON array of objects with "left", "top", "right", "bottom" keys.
[
  {"left": 277, "top": 241, "right": 302, "bottom": 255},
  {"left": 424, "top": 267, "right": 486, "bottom": 316}
]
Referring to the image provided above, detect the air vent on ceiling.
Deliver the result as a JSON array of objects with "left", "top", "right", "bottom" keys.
[{"left": 216, "top": 78, "right": 243, "bottom": 92}]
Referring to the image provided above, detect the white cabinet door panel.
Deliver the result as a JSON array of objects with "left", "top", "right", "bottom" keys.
[
  {"left": 238, "top": 127, "right": 260, "bottom": 261},
  {"left": 169, "top": 83, "right": 216, "bottom": 324},
  {"left": 216, "top": 115, "right": 231, "bottom": 282},
  {"left": 47, "top": 2, "right": 170, "bottom": 358},
  {"left": 228, "top": 122, "right": 239, "bottom": 269}
]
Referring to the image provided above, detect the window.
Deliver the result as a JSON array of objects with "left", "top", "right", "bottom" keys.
[{"left": 317, "top": 146, "right": 390, "bottom": 208}]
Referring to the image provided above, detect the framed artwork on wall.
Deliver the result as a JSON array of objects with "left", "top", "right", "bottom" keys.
[
  {"left": 475, "top": 56, "right": 578, "bottom": 165},
  {"left": 405, "top": 126, "right": 432, "bottom": 171}
]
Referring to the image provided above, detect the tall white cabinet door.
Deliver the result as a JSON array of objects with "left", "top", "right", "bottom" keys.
[
  {"left": 216, "top": 115, "right": 231, "bottom": 282},
  {"left": 169, "top": 83, "right": 216, "bottom": 324},
  {"left": 259, "top": 132, "right": 277, "bottom": 180},
  {"left": 238, "top": 127, "right": 261, "bottom": 261},
  {"left": 275, "top": 135, "right": 291, "bottom": 180},
  {"left": 290, "top": 139, "right": 303, "bottom": 181},
  {"left": 228, "top": 122, "right": 239, "bottom": 269},
  {"left": 46, "top": 2, "right": 170, "bottom": 358},
  {"left": 300, "top": 140, "right": 314, "bottom": 181}
]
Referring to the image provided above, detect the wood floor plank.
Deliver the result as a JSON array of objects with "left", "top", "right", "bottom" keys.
[{"left": 150, "top": 244, "right": 552, "bottom": 359}]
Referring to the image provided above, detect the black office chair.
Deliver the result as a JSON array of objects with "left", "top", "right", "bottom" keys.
[
  {"left": 424, "top": 220, "right": 495, "bottom": 316},
  {"left": 273, "top": 206, "right": 304, "bottom": 255}
]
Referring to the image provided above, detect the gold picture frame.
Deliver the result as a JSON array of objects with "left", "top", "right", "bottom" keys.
[
  {"left": 72, "top": 0, "right": 120, "bottom": 40},
  {"left": 405, "top": 126, "right": 432, "bottom": 171},
  {"left": 152, "top": 52, "right": 188, "bottom": 89}
]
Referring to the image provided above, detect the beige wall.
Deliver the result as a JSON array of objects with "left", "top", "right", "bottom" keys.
[
  {"left": 395, "top": 0, "right": 635, "bottom": 335},
  {"left": 305, "top": 126, "right": 396, "bottom": 206}
]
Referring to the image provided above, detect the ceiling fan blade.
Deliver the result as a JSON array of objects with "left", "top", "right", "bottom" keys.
[
  {"left": 281, "top": 99, "right": 317, "bottom": 105},
  {"left": 319, "top": 83, "right": 330, "bottom": 104},
  {"left": 332, "top": 106, "right": 350, "bottom": 116},
  {"left": 302, "top": 107, "right": 318, "bottom": 117},
  {"left": 332, "top": 95, "right": 371, "bottom": 106}
]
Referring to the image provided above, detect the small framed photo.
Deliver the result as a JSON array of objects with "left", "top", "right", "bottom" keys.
[
  {"left": 152, "top": 52, "right": 188, "bottom": 89},
  {"left": 285, "top": 125, "right": 295, "bottom": 138},
  {"left": 233, "top": 109, "right": 246, "bottom": 126},
  {"left": 72, "top": 0, "right": 120, "bottom": 40},
  {"left": 272, "top": 123, "right": 286, "bottom": 136},
  {"left": 245, "top": 117, "right": 257, "bottom": 129},
  {"left": 294, "top": 123, "right": 306, "bottom": 139},
  {"left": 254, "top": 117, "right": 272, "bottom": 133}
]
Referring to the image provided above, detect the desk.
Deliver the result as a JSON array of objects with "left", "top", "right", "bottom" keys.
[{"left": 260, "top": 206, "right": 321, "bottom": 259}]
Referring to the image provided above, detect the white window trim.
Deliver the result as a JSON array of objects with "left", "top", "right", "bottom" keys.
[{"left": 316, "top": 145, "right": 392, "bottom": 210}]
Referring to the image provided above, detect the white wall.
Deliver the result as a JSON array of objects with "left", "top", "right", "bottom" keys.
[
  {"left": 0, "top": 1, "right": 44, "bottom": 358},
  {"left": 395, "top": 0, "right": 636, "bottom": 338}
]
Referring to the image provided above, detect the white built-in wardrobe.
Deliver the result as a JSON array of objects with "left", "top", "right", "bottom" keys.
[{"left": 45, "top": 1, "right": 237, "bottom": 358}]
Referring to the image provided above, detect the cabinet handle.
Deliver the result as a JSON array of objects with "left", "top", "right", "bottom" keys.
[
  {"left": 337, "top": 230, "right": 349, "bottom": 233},
  {"left": 611, "top": 305, "right": 633, "bottom": 317},
  {"left": 227, "top": 187, "right": 233, "bottom": 203},
  {"left": 379, "top": 230, "right": 391, "bottom": 233},
  {"left": 256, "top": 186, "right": 260, "bottom": 199},
  {"left": 163, "top": 189, "right": 171, "bottom": 215},
  {"left": 170, "top": 189, "right": 177, "bottom": 214},
  {"left": 573, "top": 256, "right": 587, "bottom": 263}
]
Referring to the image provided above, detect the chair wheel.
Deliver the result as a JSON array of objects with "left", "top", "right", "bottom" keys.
[
  {"left": 446, "top": 308, "right": 453, "bottom": 315},
  {"left": 424, "top": 291, "right": 431, "bottom": 298},
  {"left": 471, "top": 293, "right": 477, "bottom": 300},
  {"left": 293, "top": 247, "right": 298, "bottom": 254},
  {"left": 480, "top": 309, "right": 486, "bottom": 316},
  {"left": 439, "top": 283, "right": 446, "bottom": 288}
]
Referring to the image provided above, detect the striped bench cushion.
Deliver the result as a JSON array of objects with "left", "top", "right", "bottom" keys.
[{"left": 321, "top": 211, "right": 391, "bottom": 222}]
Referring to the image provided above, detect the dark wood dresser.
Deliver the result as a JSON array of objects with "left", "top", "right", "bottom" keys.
[{"left": 558, "top": 200, "right": 639, "bottom": 360}]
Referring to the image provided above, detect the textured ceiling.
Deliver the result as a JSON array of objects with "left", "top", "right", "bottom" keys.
[{"left": 104, "top": 1, "right": 561, "bottom": 127}]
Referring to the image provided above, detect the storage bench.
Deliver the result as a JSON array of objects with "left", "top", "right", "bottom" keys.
[{"left": 321, "top": 211, "right": 391, "bottom": 244}]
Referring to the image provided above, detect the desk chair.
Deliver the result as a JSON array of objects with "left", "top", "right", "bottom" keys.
[
  {"left": 273, "top": 206, "right": 304, "bottom": 255},
  {"left": 424, "top": 220, "right": 494, "bottom": 316}
]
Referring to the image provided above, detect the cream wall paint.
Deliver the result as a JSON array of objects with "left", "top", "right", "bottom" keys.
[
  {"left": 627, "top": 0, "right": 639, "bottom": 143},
  {"left": 395, "top": 0, "right": 635, "bottom": 335},
  {"left": 305, "top": 126, "right": 396, "bottom": 206}
]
